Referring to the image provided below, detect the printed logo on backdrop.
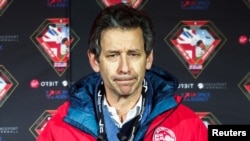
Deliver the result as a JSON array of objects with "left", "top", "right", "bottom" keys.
[
  {"left": 238, "top": 34, "right": 250, "bottom": 45},
  {"left": 197, "top": 82, "right": 227, "bottom": 90},
  {"left": 0, "top": 35, "right": 19, "bottom": 42},
  {"left": 30, "top": 79, "right": 69, "bottom": 99},
  {"left": 0, "top": 35, "right": 19, "bottom": 51},
  {"left": 96, "top": 0, "right": 148, "bottom": 9},
  {"left": 47, "top": 0, "right": 69, "bottom": 8},
  {"left": 29, "top": 110, "right": 56, "bottom": 139},
  {"left": 238, "top": 72, "right": 250, "bottom": 101},
  {"left": 0, "top": 126, "right": 19, "bottom": 141},
  {"left": 177, "top": 82, "right": 227, "bottom": 102},
  {"left": 196, "top": 112, "right": 221, "bottom": 128},
  {"left": 180, "top": 0, "right": 210, "bottom": 10},
  {"left": 178, "top": 82, "right": 227, "bottom": 90},
  {"left": 0, "top": 0, "right": 12, "bottom": 16},
  {"left": 30, "top": 18, "right": 80, "bottom": 76},
  {"left": 0, "top": 65, "right": 18, "bottom": 107},
  {"left": 179, "top": 91, "right": 210, "bottom": 102},
  {"left": 243, "top": 0, "right": 250, "bottom": 9},
  {"left": 164, "top": 21, "right": 227, "bottom": 79}
]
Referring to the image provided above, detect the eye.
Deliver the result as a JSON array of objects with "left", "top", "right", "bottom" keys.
[
  {"left": 107, "top": 53, "right": 118, "bottom": 58},
  {"left": 131, "top": 53, "right": 139, "bottom": 56},
  {"left": 106, "top": 53, "right": 119, "bottom": 61},
  {"left": 128, "top": 52, "right": 140, "bottom": 57}
]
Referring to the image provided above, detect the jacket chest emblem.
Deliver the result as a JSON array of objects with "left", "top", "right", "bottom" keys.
[{"left": 153, "top": 126, "right": 176, "bottom": 141}]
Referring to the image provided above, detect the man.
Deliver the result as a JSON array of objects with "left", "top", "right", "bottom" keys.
[{"left": 36, "top": 3, "right": 208, "bottom": 141}]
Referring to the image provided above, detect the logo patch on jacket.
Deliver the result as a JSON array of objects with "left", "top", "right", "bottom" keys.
[{"left": 153, "top": 126, "right": 176, "bottom": 141}]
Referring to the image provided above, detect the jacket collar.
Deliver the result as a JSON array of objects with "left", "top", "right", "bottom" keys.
[{"left": 64, "top": 65, "right": 179, "bottom": 138}]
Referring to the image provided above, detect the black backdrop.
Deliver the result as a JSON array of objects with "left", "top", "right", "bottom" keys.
[{"left": 0, "top": 0, "right": 249, "bottom": 141}]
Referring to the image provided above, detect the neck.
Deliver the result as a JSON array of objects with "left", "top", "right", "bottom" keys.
[
  {"left": 105, "top": 92, "right": 141, "bottom": 123},
  {"left": 107, "top": 93, "right": 140, "bottom": 108}
]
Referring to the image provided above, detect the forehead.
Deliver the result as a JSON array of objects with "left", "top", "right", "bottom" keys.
[{"left": 100, "top": 27, "right": 144, "bottom": 50}]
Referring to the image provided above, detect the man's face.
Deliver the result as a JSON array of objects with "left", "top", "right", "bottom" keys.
[{"left": 90, "top": 27, "right": 153, "bottom": 97}]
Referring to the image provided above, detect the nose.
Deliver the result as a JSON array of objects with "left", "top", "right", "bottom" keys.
[{"left": 118, "top": 55, "right": 130, "bottom": 74}]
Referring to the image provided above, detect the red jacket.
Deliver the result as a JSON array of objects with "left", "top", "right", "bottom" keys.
[
  {"left": 36, "top": 98, "right": 207, "bottom": 141},
  {"left": 37, "top": 67, "right": 208, "bottom": 141}
]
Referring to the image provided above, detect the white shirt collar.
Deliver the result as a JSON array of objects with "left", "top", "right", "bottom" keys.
[{"left": 103, "top": 95, "right": 142, "bottom": 128}]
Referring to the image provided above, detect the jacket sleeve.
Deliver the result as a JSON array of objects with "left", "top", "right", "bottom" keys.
[
  {"left": 35, "top": 102, "right": 70, "bottom": 141},
  {"left": 36, "top": 121, "right": 54, "bottom": 141},
  {"left": 197, "top": 118, "right": 208, "bottom": 141},
  {"left": 35, "top": 101, "right": 97, "bottom": 141}
]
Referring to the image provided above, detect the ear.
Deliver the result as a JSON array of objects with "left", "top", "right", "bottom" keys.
[
  {"left": 87, "top": 50, "right": 100, "bottom": 72},
  {"left": 146, "top": 50, "right": 153, "bottom": 70}
]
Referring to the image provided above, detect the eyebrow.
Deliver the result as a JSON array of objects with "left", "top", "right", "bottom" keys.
[{"left": 106, "top": 49, "right": 142, "bottom": 53}]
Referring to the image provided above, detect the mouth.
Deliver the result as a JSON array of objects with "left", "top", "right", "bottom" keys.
[{"left": 114, "top": 77, "right": 135, "bottom": 85}]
